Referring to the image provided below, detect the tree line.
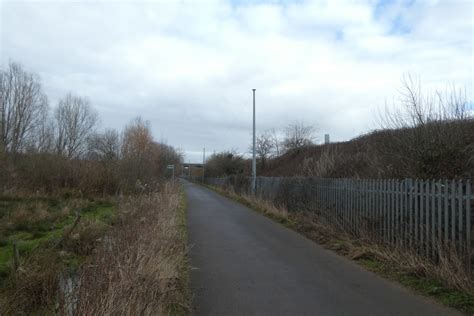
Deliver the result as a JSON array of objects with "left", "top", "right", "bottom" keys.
[
  {"left": 0, "top": 61, "right": 182, "bottom": 194},
  {"left": 205, "top": 76, "right": 473, "bottom": 179},
  {"left": 204, "top": 121, "right": 316, "bottom": 177}
]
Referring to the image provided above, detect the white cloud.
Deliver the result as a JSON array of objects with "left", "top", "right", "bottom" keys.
[{"left": 1, "top": 0, "right": 471, "bottom": 162}]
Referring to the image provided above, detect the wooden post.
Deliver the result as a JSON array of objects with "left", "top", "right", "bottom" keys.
[{"left": 13, "top": 241, "right": 20, "bottom": 271}]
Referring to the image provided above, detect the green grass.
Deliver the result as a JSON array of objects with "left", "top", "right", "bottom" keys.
[
  {"left": 0, "top": 195, "right": 115, "bottom": 285},
  {"left": 82, "top": 204, "right": 115, "bottom": 223}
]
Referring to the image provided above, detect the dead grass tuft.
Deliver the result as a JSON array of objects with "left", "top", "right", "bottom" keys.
[
  {"left": 73, "top": 182, "right": 190, "bottom": 315},
  {"left": 209, "top": 184, "right": 474, "bottom": 312},
  {"left": 2, "top": 249, "right": 61, "bottom": 315},
  {"left": 61, "top": 219, "right": 107, "bottom": 256}
]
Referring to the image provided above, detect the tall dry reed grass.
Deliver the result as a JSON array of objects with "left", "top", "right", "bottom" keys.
[{"left": 72, "top": 182, "right": 189, "bottom": 315}]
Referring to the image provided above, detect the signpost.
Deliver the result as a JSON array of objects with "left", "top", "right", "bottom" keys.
[{"left": 167, "top": 164, "right": 175, "bottom": 180}]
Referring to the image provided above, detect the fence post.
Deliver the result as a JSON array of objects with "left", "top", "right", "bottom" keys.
[
  {"left": 380, "top": 180, "right": 390, "bottom": 243},
  {"left": 426, "top": 180, "right": 431, "bottom": 258},
  {"left": 458, "top": 180, "right": 463, "bottom": 254},
  {"left": 391, "top": 179, "right": 394, "bottom": 245},
  {"left": 414, "top": 179, "right": 419, "bottom": 250},
  {"left": 394, "top": 180, "right": 398, "bottom": 247},
  {"left": 466, "top": 179, "right": 471, "bottom": 279},
  {"left": 451, "top": 180, "right": 456, "bottom": 245},
  {"left": 444, "top": 179, "right": 449, "bottom": 245},
  {"left": 437, "top": 179, "right": 442, "bottom": 260},
  {"left": 370, "top": 180, "right": 374, "bottom": 237},
  {"left": 431, "top": 179, "right": 436, "bottom": 259}
]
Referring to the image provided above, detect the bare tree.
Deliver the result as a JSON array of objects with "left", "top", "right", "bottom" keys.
[
  {"left": 380, "top": 74, "right": 471, "bottom": 129},
  {"left": 55, "top": 93, "right": 98, "bottom": 159},
  {"left": 36, "top": 118, "right": 55, "bottom": 153},
  {"left": 23, "top": 107, "right": 55, "bottom": 153},
  {"left": 121, "top": 117, "right": 153, "bottom": 160},
  {"left": 253, "top": 130, "right": 275, "bottom": 168},
  {"left": 0, "top": 62, "right": 48, "bottom": 154},
  {"left": 378, "top": 75, "right": 473, "bottom": 178},
  {"left": 152, "top": 142, "right": 183, "bottom": 169},
  {"left": 282, "top": 121, "right": 315, "bottom": 152},
  {"left": 87, "top": 128, "right": 121, "bottom": 161},
  {"left": 270, "top": 128, "right": 281, "bottom": 156},
  {"left": 120, "top": 117, "right": 155, "bottom": 188}
]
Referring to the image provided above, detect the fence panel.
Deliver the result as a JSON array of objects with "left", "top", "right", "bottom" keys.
[{"left": 204, "top": 176, "right": 472, "bottom": 275}]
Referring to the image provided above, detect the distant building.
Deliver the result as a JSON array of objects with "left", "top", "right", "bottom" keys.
[{"left": 324, "top": 134, "right": 330, "bottom": 144}]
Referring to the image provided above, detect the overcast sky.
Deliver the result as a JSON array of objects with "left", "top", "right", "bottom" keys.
[{"left": 1, "top": 0, "right": 472, "bottom": 162}]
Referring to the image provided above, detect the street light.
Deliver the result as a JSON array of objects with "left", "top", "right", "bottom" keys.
[
  {"left": 202, "top": 148, "right": 206, "bottom": 182},
  {"left": 252, "top": 89, "right": 256, "bottom": 195}
]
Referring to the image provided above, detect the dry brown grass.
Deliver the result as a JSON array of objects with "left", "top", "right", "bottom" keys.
[
  {"left": 60, "top": 218, "right": 108, "bottom": 256},
  {"left": 210, "top": 184, "right": 473, "bottom": 312},
  {"left": 1, "top": 183, "right": 189, "bottom": 315},
  {"left": 352, "top": 243, "right": 473, "bottom": 293},
  {"left": 0, "top": 197, "right": 114, "bottom": 314},
  {"left": 73, "top": 182, "right": 190, "bottom": 315},
  {"left": 1, "top": 248, "right": 63, "bottom": 315},
  {"left": 292, "top": 209, "right": 473, "bottom": 294}
]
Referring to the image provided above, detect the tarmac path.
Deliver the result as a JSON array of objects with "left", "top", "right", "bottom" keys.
[{"left": 184, "top": 180, "right": 459, "bottom": 316}]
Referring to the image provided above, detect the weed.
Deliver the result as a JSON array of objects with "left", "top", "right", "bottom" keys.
[
  {"left": 74, "top": 182, "right": 191, "bottom": 315},
  {"left": 0, "top": 195, "right": 117, "bottom": 313},
  {"left": 207, "top": 184, "right": 474, "bottom": 314}
]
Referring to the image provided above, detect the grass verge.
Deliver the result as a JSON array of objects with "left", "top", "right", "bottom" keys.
[
  {"left": 205, "top": 184, "right": 474, "bottom": 315},
  {"left": 176, "top": 185, "right": 191, "bottom": 314},
  {"left": 74, "top": 181, "right": 191, "bottom": 315},
  {"left": 0, "top": 195, "right": 116, "bottom": 314}
]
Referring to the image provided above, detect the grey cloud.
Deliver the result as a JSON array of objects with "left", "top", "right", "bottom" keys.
[{"left": 1, "top": 0, "right": 471, "bottom": 162}]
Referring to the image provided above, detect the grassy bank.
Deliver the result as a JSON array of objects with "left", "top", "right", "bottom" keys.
[
  {"left": 0, "top": 193, "right": 116, "bottom": 313},
  {"left": 74, "top": 182, "right": 190, "bottom": 315},
  {"left": 0, "top": 182, "right": 191, "bottom": 315},
  {"left": 205, "top": 184, "right": 474, "bottom": 314}
]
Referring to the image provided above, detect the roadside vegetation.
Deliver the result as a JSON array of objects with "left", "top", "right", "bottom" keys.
[
  {"left": 0, "top": 61, "right": 187, "bottom": 314},
  {"left": 73, "top": 182, "right": 190, "bottom": 315},
  {"left": 0, "top": 195, "right": 115, "bottom": 314},
  {"left": 205, "top": 75, "right": 473, "bottom": 180},
  {"left": 200, "top": 77, "right": 473, "bottom": 313},
  {"left": 208, "top": 184, "right": 474, "bottom": 314}
]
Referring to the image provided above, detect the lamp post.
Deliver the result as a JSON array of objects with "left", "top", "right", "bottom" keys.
[
  {"left": 252, "top": 89, "right": 256, "bottom": 195},
  {"left": 202, "top": 148, "right": 206, "bottom": 182}
]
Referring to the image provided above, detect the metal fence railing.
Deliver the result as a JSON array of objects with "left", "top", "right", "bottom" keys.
[{"left": 204, "top": 176, "right": 473, "bottom": 274}]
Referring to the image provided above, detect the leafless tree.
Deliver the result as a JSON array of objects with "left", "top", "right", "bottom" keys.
[
  {"left": 120, "top": 117, "right": 155, "bottom": 188},
  {"left": 23, "top": 107, "right": 55, "bottom": 153},
  {"left": 379, "top": 74, "right": 471, "bottom": 129},
  {"left": 378, "top": 75, "right": 473, "bottom": 178},
  {"left": 282, "top": 121, "right": 315, "bottom": 152},
  {"left": 121, "top": 117, "right": 153, "bottom": 160},
  {"left": 87, "top": 128, "right": 121, "bottom": 161},
  {"left": 35, "top": 116, "right": 55, "bottom": 153},
  {"left": 55, "top": 93, "right": 98, "bottom": 159},
  {"left": 0, "top": 62, "right": 48, "bottom": 154},
  {"left": 270, "top": 128, "right": 281, "bottom": 156},
  {"left": 252, "top": 130, "right": 275, "bottom": 168}
]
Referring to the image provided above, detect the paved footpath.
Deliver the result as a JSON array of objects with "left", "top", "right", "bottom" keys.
[{"left": 184, "top": 180, "right": 459, "bottom": 316}]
